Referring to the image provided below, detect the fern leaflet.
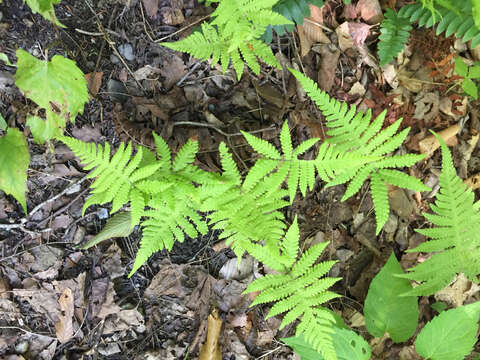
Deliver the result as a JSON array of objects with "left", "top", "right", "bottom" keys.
[
  {"left": 243, "top": 220, "right": 340, "bottom": 360},
  {"left": 398, "top": 133, "right": 480, "bottom": 296},
  {"left": 289, "top": 69, "right": 429, "bottom": 233},
  {"left": 161, "top": 0, "right": 292, "bottom": 79},
  {"left": 399, "top": 2, "right": 480, "bottom": 48},
  {"left": 377, "top": 8, "right": 412, "bottom": 66}
]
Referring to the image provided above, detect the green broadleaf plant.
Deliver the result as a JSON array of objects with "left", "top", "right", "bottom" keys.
[
  {"left": 0, "top": 128, "right": 30, "bottom": 213},
  {"left": 415, "top": 301, "right": 480, "bottom": 360},
  {"left": 364, "top": 252, "right": 419, "bottom": 342},
  {"left": 15, "top": 49, "right": 89, "bottom": 144},
  {"left": 282, "top": 327, "right": 371, "bottom": 360},
  {"left": 454, "top": 57, "right": 480, "bottom": 99},
  {"left": 24, "top": 0, "right": 65, "bottom": 27}
]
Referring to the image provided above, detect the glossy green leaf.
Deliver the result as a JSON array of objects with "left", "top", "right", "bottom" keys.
[
  {"left": 77, "top": 211, "right": 133, "bottom": 249},
  {"left": 469, "top": 64, "right": 480, "bottom": 79},
  {"left": 283, "top": 327, "right": 371, "bottom": 360},
  {"left": 0, "top": 128, "right": 30, "bottom": 212},
  {"left": 364, "top": 252, "right": 418, "bottom": 342},
  {"left": 24, "top": 0, "right": 65, "bottom": 27},
  {"left": 415, "top": 302, "right": 480, "bottom": 360},
  {"left": 14, "top": 49, "right": 88, "bottom": 142},
  {"left": 431, "top": 301, "right": 447, "bottom": 313}
]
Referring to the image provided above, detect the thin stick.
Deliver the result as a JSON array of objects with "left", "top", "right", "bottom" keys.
[{"left": 154, "top": 15, "right": 210, "bottom": 43}]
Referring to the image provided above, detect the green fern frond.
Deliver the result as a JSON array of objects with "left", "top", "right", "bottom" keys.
[
  {"left": 399, "top": 2, "right": 480, "bottom": 48},
  {"left": 283, "top": 216, "right": 300, "bottom": 267},
  {"left": 160, "top": 0, "right": 291, "bottom": 79},
  {"left": 244, "top": 234, "right": 340, "bottom": 360},
  {"left": 59, "top": 137, "right": 160, "bottom": 220},
  {"left": 397, "top": 133, "right": 480, "bottom": 296},
  {"left": 289, "top": 69, "right": 428, "bottom": 233},
  {"left": 377, "top": 8, "right": 412, "bottom": 66}
]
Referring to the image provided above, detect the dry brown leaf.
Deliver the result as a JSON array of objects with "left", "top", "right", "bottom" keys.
[
  {"left": 161, "top": 7, "right": 185, "bottom": 25},
  {"left": 356, "top": 0, "right": 383, "bottom": 24},
  {"left": 465, "top": 173, "right": 480, "bottom": 189},
  {"left": 199, "top": 308, "right": 222, "bottom": 360},
  {"left": 84, "top": 72, "right": 103, "bottom": 98},
  {"left": 316, "top": 44, "right": 341, "bottom": 92},
  {"left": 297, "top": 24, "right": 313, "bottom": 57},
  {"left": 348, "top": 22, "right": 371, "bottom": 47},
  {"left": 0, "top": 276, "right": 10, "bottom": 299},
  {"left": 55, "top": 288, "right": 74, "bottom": 344},
  {"left": 418, "top": 124, "right": 459, "bottom": 156},
  {"left": 142, "top": 0, "right": 159, "bottom": 18},
  {"left": 298, "top": 21, "right": 329, "bottom": 57}
]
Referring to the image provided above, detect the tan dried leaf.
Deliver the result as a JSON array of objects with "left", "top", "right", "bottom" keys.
[{"left": 55, "top": 288, "right": 74, "bottom": 343}]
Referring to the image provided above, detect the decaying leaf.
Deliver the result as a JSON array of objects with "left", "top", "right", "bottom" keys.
[
  {"left": 84, "top": 72, "right": 103, "bottom": 98},
  {"left": 55, "top": 288, "right": 74, "bottom": 343}
]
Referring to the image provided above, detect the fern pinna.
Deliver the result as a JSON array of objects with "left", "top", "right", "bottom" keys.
[
  {"left": 397, "top": 133, "right": 480, "bottom": 296},
  {"left": 378, "top": 1, "right": 480, "bottom": 66},
  {"left": 243, "top": 217, "right": 341, "bottom": 360},
  {"left": 290, "top": 69, "right": 429, "bottom": 233},
  {"left": 399, "top": 1, "right": 480, "bottom": 48},
  {"left": 161, "top": 0, "right": 292, "bottom": 79},
  {"left": 377, "top": 8, "right": 412, "bottom": 66}
]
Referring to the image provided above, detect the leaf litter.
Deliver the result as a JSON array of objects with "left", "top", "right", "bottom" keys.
[{"left": 1, "top": 0, "right": 480, "bottom": 358}]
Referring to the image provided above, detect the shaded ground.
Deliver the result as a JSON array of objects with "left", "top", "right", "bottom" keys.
[{"left": 1, "top": 0, "right": 480, "bottom": 359}]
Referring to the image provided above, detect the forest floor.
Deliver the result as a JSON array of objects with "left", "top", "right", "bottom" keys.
[{"left": 1, "top": 0, "right": 480, "bottom": 359}]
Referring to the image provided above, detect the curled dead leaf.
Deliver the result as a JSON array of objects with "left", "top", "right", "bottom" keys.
[
  {"left": 418, "top": 124, "right": 459, "bottom": 156},
  {"left": 199, "top": 308, "right": 222, "bottom": 360}
]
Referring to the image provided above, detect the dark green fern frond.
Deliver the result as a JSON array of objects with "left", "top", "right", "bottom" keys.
[
  {"left": 289, "top": 69, "right": 429, "bottom": 233},
  {"left": 397, "top": 133, "right": 480, "bottom": 296},
  {"left": 399, "top": 2, "right": 480, "bottom": 48},
  {"left": 244, "top": 222, "right": 340, "bottom": 360},
  {"left": 378, "top": 8, "right": 412, "bottom": 66}
]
